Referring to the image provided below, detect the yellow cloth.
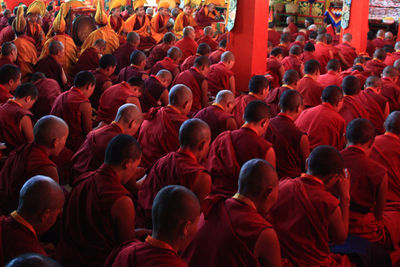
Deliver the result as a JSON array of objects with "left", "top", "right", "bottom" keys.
[
  {"left": 125, "top": 14, "right": 151, "bottom": 37},
  {"left": 14, "top": 36, "right": 38, "bottom": 80},
  {"left": 80, "top": 25, "right": 119, "bottom": 55},
  {"left": 52, "top": 3, "right": 66, "bottom": 33},
  {"left": 65, "top": 0, "right": 85, "bottom": 9},
  {"left": 95, "top": 0, "right": 108, "bottom": 25},
  {"left": 206, "top": 0, "right": 225, "bottom": 6},
  {"left": 109, "top": 0, "right": 126, "bottom": 10},
  {"left": 157, "top": 0, "right": 174, "bottom": 9},
  {"left": 150, "top": 13, "right": 169, "bottom": 43},
  {"left": 133, "top": 0, "right": 147, "bottom": 10},
  {"left": 12, "top": 6, "right": 26, "bottom": 33},
  {"left": 173, "top": 12, "right": 196, "bottom": 37},
  {"left": 40, "top": 33, "right": 78, "bottom": 77},
  {"left": 27, "top": 0, "right": 46, "bottom": 16},
  {"left": 108, "top": 15, "right": 125, "bottom": 34}
]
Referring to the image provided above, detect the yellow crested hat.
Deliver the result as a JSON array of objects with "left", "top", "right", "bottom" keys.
[
  {"left": 95, "top": 0, "right": 108, "bottom": 25},
  {"left": 184, "top": 0, "right": 201, "bottom": 6},
  {"left": 65, "top": 0, "right": 85, "bottom": 10},
  {"left": 12, "top": 5, "right": 27, "bottom": 33},
  {"left": 157, "top": 0, "right": 174, "bottom": 9},
  {"left": 109, "top": 0, "right": 126, "bottom": 10},
  {"left": 27, "top": 0, "right": 46, "bottom": 16},
  {"left": 52, "top": 3, "right": 66, "bottom": 33},
  {"left": 133, "top": 0, "right": 147, "bottom": 10},
  {"left": 206, "top": 0, "right": 225, "bottom": 6}
]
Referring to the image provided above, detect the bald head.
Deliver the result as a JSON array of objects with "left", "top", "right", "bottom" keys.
[
  {"left": 196, "top": 43, "right": 211, "bottom": 56},
  {"left": 216, "top": 89, "right": 234, "bottom": 104},
  {"left": 280, "top": 89, "right": 303, "bottom": 112},
  {"left": 130, "top": 50, "right": 146, "bottom": 65},
  {"left": 167, "top": 46, "right": 182, "bottom": 60},
  {"left": 384, "top": 111, "right": 400, "bottom": 134},
  {"left": 308, "top": 145, "right": 343, "bottom": 178},
  {"left": 321, "top": 85, "right": 343, "bottom": 106},
  {"left": 48, "top": 40, "right": 63, "bottom": 55},
  {"left": 221, "top": 51, "right": 235, "bottom": 63},
  {"left": 179, "top": 118, "right": 210, "bottom": 150},
  {"left": 244, "top": 100, "right": 270, "bottom": 123},
  {"left": 377, "top": 29, "right": 385, "bottom": 38},
  {"left": 385, "top": 31, "right": 393, "bottom": 40},
  {"left": 373, "top": 48, "right": 386, "bottom": 61},
  {"left": 93, "top": 38, "right": 106, "bottom": 49},
  {"left": 1, "top": 41, "right": 16, "bottom": 56},
  {"left": 6, "top": 253, "right": 62, "bottom": 267},
  {"left": 183, "top": 26, "right": 195, "bottom": 38},
  {"left": 343, "top": 33, "right": 352, "bottom": 42},
  {"left": 163, "top": 32, "right": 176, "bottom": 44},
  {"left": 204, "top": 26, "right": 213, "bottom": 36},
  {"left": 283, "top": 69, "right": 300, "bottom": 85},
  {"left": 365, "top": 76, "right": 382, "bottom": 89},
  {"left": 346, "top": 118, "right": 375, "bottom": 146},
  {"left": 394, "top": 59, "right": 400, "bottom": 70},
  {"left": 126, "top": 32, "right": 140, "bottom": 44},
  {"left": 169, "top": 84, "right": 193, "bottom": 107},
  {"left": 33, "top": 115, "right": 68, "bottom": 147},
  {"left": 104, "top": 134, "right": 141, "bottom": 166},
  {"left": 342, "top": 75, "right": 361, "bottom": 95},
  {"left": 115, "top": 103, "right": 142, "bottom": 125},
  {"left": 383, "top": 66, "right": 398, "bottom": 78},
  {"left": 295, "top": 35, "right": 305, "bottom": 42}
]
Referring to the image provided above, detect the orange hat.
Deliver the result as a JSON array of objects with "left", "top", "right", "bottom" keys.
[
  {"left": 109, "top": 0, "right": 126, "bottom": 10},
  {"left": 65, "top": 0, "right": 85, "bottom": 9},
  {"left": 206, "top": 0, "right": 225, "bottom": 6},
  {"left": 12, "top": 5, "right": 27, "bottom": 33},
  {"left": 157, "top": 0, "right": 174, "bottom": 9},
  {"left": 27, "top": 0, "right": 46, "bottom": 16},
  {"left": 133, "top": 0, "right": 147, "bottom": 10},
  {"left": 95, "top": 0, "right": 107, "bottom": 25},
  {"left": 52, "top": 3, "right": 66, "bottom": 33}
]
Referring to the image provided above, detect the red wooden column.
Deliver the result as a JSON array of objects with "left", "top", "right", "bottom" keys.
[
  {"left": 227, "top": 0, "right": 269, "bottom": 92},
  {"left": 342, "top": 0, "right": 370, "bottom": 53}
]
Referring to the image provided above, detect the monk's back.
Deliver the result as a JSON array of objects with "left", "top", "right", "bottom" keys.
[
  {"left": 194, "top": 105, "right": 233, "bottom": 140},
  {"left": 232, "top": 94, "right": 257, "bottom": 126},
  {"left": 207, "top": 62, "right": 233, "bottom": 96},
  {"left": 297, "top": 76, "right": 323, "bottom": 108},
  {"left": 173, "top": 68, "right": 205, "bottom": 112}
]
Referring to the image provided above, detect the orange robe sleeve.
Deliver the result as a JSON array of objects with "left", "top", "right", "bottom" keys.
[
  {"left": 80, "top": 26, "right": 119, "bottom": 55},
  {"left": 150, "top": 13, "right": 169, "bottom": 44},
  {"left": 13, "top": 35, "right": 38, "bottom": 80}
]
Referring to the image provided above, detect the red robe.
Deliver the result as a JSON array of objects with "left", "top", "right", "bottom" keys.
[
  {"left": 0, "top": 26, "right": 15, "bottom": 45},
  {"left": 381, "top": 77, "right": 400, "bottom": 112},
  {"left": 194, "top": 104, "right": 234, "bottom": 141},
  {"left": 281, "top": 54, "right": 302, "bottom": 75},
  {"left": 71, "top": 123, "right": 123, "bottom": 182},
  {"left": 136, "top": 149, "right": 207, "bottom": 228},
  {"left": 372, "top": 38, "right": 386, "bottom": 49},
  {"left": 268, "top": 29, "right": 281, "bottom": 47},
  {"left": 150, "top": 57, "right": 179, "bottom": 76},
  {"left": 295, "top": 103, "right": 345, "bottom": 151},
  {"left": 232, "top": 94, "right": 258, "bottom": 126},
  {"left": 138, "top": 106, "right": 187, "bottom": 168},
  {"left": 197, "top": 35, "right": 218, "bottom": 51},
  {"left": 339, "top": 68, "right": 368, "bottom": 87},
  {"left": 73, "top": 47, "right": 99, "bottom": 75},
  {"left": 339, "top": 95, "right": 370, "bottom": 126},
  {"left": 300, "top": 51, "right": 315, "bottom": 63},
  {"left": 209, "top": 48, "right": 225, "bottom": 65},
  {"left": 205, "top": 127, "right": 272, "bottom": 196},
  {"left": 0, "top": 56, "right": 16, "bottom": 68},
  {"left": 297, "top": 76, "right": 324, "bottom": 108},
  {"left": 175, "top": 37, "right": 198, "bottom": 62},
  {"left": 56, "top": 164, "right": 131, "bottom": 267},
  {"left": 288, "top": 22, "right": 298, "bottom": 35},
  {"left": 117, "top": 66, "right": 147, "bottom": 83},
  {"left": 358, "top": 88, "right": 388, "bottom": 134},
  {"left": 335, "top": 42, "right": 357, "bottom": 67},
  {"left": 367, "top": 40, "right": 376, "bottom": 57},
  {"left": 384, "top": 51, "right": 400, "bottom": 66},
  {"left": 112, "top": 42, "right": 137, "bottom": 74},
  {"left": 275, "top": 43, "right": 289, "bottom": 58},
  {"left": 180, "top": 54, "right": 197, "bottom": 72},
  {"left": 314, "top": 42, "right": 331, "bottom": 74},
  {"left": 89, "top": 69, "right": 111, "bottom": 110},
  {"left": 207, "top": 62, "right": 234, "bottom": 96},
  {"left": 50, "top": 87, "right": 91, "bottom": 152},
  {"left": 34, "top": 55, "right": 64, "bottom": 88},
  {"left": 97, "top": 82, "right": 136, "bottom": 124},
  {"left": 139, "top": 75, "right": 166, "bottom": 113},
  {"left": 183, "top": 196, "right": 272, "bottom": 267},
  {"left": 31, "top": 78, "right": 61, "bottom": 119},
  {"left": 0, "top": 142, "right": 57, "bottom": 215},
  {"left": 316, "top": 70, "right": 342, "bottom": 88},
  {"left": 0, "top": 84, "right": 12, "bottom": 104},
  {"left": 146, "top": 43, "right": 172, "bottom": 69},
  {"left": 195, "top": 6, "right": 219, "bottom": 27},
  {"left": 365, "top": 59, "right": 387, "bottom": 77},
  {"left": 266, "top": 56, "right": 283, "bottom": 89},
  {"left": 289, "top": 40, "right": 305, "bottom": 51},
  {"left": 173, "top": 67, "right": 205, "bottom": 112},
  {"left": 265, "top": 86, "right": 291, "bottom": 118}
]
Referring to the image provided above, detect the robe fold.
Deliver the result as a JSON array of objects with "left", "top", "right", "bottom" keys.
[
  {"left": 339, "top": 68, "right": 368, "bottom": 87},
  {"left": 194, "top": 105, "right": 234, "bottom": 140},
  {"left": 139, "top": 75, "right": 166, "bottom": 113},
  {"left": 365, "top": 59, "right": 386, "bottom": 77},
  {"left": 117, "top": 65, "right": 147, "bottom": 82},
  {"left": 335, "top": 42, "right": 357, "bottom": 67},
  {"left": 295, "top": 103, "right": 345, "bottom": 151},
  {"left": 232, "top": 94, "right": 258, "bottom": 126},
  {"left": 384, "top": 51, "right": 400, "bottom": 66},
  {"left": 89, "top": 69, "right": 111, "bottom": 110},
  {"left": 381, "top": 77, "right": 400, "bottom": 112},
  {"left": 265, "top": 86, "right": 290, "bottom": 118},
  {"left": 150, "top": 57, "right": 179, "bottom": 76},
  {"left": 358, "top": 88, "right": 387, "bottom": 134},
  {"left": 173, "top": 67, "right": 205, "bottom": 112},
  {"left": 197, "top": 35, "right": 218, "bottom": 51},
  {"left": 266, "top": 56, "right": 283, "bottom": 89},
  {"left": 112, "top": 42, "right": 137, "bottom": 74},
  {"left": 297, "top": 76, "right": 324, "bottom": 108},
  {"left": 146, "top": 43, "right": 172, "bottom": 69},
  {"left": 31, "top": 78, "right": 61, "bottom": 119},
  {"left": 180, "top": 54, "right": 197, "bottom": 72},
  {"left": 34, "top": 55, "right": 65, "bottom": 88},
  {"left": 300, "top": 51, "right": 316, "bottom": 63},
  {"left": 0, "top": 84, "right": 12, "bottom": 104},
  {"left": 339, "top": 95, "right": 370, "bottom": 126},
  {"left": 314, "top": 42, "right": 331, "bottom": 74},
  {"left": 316, "top": 70, "right": 342, "bottom": 88},
  {"left": 281, "top": 54, "right": 302, "bottom": 75},
  {"left": 372, "top": 38, "right": 386, "bottom": 49},
  {"left": 138, "top": 106, "right": 187, "bottom": 168},
  {"left": 26, "top": 21, "right": 45, "bottom": 50},
  {"left": 0, "top": 25, "right": 14, "bottom": 45},
  {"left": 74, "top": 47, "right": 100, "bottom": 75},
  {"left": 150, "top": 13, "right": 170, "bottom": 44},
  {"left": 208, "top": 48, "right": 225, "bottom": 65},
  {"left": 207, "top": 62, "right": 234, "bottom": 96},
  {"left": 81, "top": 25, "right": 119, "bottom": 55},
  {"left": 14, "top": 35, "right": 38, "bottom": 80},
  {"left": 176, "top": 37, "right": 198, "bottom": 62}
]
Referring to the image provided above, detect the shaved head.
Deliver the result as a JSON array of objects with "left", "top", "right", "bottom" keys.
[
  {"left": 6, "top": 253, "right": 62, "bottom": 267},
  {"left": 279, "top": 89, "right": 303, "bottom": 112},
  {"left": 167, "top": 46, "right": 182, "bottom": 60},
  {"left": 126, "top": 32, "right": 140, "bottom": 44},
  {"left": 130, "top": 50, "right": 146, "bottom": 65},
  {"left": 33, "top": 115, "right": 68, "bottom": 147},
  {"left": 216, "top": 89, "right": 234, "bottom": 104},
  {"left": 385, "top": 31, "right": 393, "bottom": 40},
  {"left": 179, "top": 118, "right": 210, "bottom": 149},
  {"left": 383, "top": 66, "right": 398, "bottom": 78},
  {"left": 321, "top": 85, "right": 343, "bottom": 106},
  {"left": 183, "top": 26, "right": 195, "bottom": 37},
  {"left": 373, "top": 48, "right": 386, "bottom": 61},
  {"left": 365, "top": 76, "right": 382, "bottom": 88},
  {"left": 221, "top": 51, "right": 235, "bottom": 63},
  {"left": 169, "top": 84, "right": 193, "bottom": 107},
  {"left": 343, "top": 33, "right": 352, "bottom": 42},
  {"left": 196, "top": 43, "right": 211, "bottom": 56},
  {"left": 115, "top": 103, "right": 142, "bottom": 125},
  {"left": 104, "top": 134, "right": 142, "bottom": 166},
  {"left": 283, "top": 69, "right": 300, "bottom": 85},
  {"left": 308, "top": 145, "right": 343, "bottom": 178},
  {"left": 342, "top": 75, "right": 361, "bottom": 95},
  {"left": 244, "top": 100, "right": 270, "bottom": 123},
  {"left": 157, "top": 69, "right": 172, "bottom": 80},
  {"left": 204, "top": 26, "right": 213, "bottom": 36},
  {"left": 385, "top": 111, "right": 400, "bottom": 134},
  {"left": 94, "top": 38, "right": 106, "bottom": 49},
  {"left": 346, "top": 118, "right": 375, "bottom": 145},
  {"left": 295, "top": 35, "right": 305, "bottom": 42},
  {"left": 48, "top": 40, "right": 63, "bottom": 55},
  {"left": 377, "top": 29, "right": 385, "bottom": 38}
]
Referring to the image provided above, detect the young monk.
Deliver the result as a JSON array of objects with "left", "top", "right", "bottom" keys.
[
  {"left": 209, "top": 38, "right": 227, "bottom": 65},
  {"left": 180, "top": 43, "right": 211, "bottom": 72},
  {"left": 140, "top": 69, "right": 172, "bottom": 112},
  {"left": 173, "top": 56, "right": 210, "bottom": 114},
  {"left": 366, "top": 49, "right": 387, "bottom": 77},
  {"left": 174, "top": 4, "right": 197, "bottom": 38},
  {"left": 266, "top": 90, "right": 309, "bottom": 179},
  {"left": 0, "top": 115, "right": 68, "bottom": 215},
  {"left": 146, "top": 32, "right": 176, "bottom": 69},
  {"left": 74, "top": 39, "right": 106, "bottom": 76},
  {"left": 138, "top": 84, "right": 192, "bottom": 168},
  {"left": 335, "top": 33, "right": 357, "bottom": 69},
  {"left": 266, "top": 47, "right": 285, "bottom": 89},
  {"left": 56, "top": 134, "right": 142, "bottom": 267},
  {"left": 317, "top": 59, "right": 342, "bottom": 88},
  {"left": 0, "top": 64, "right": 21, "bottom": 103},
  {"left": 151, "top": 46, "right": 182, "bottom": 78},
  {"left": 175, "top": 26, "right": 198, "bottom": 61},
  {"left": 0, "top": 83, "right": 37, "bottom": 154},
  {"left": 206, "top": 100, "right": 275, "bottom": 196},
  {"left": 295, "top": 85, "right": 345, "bottom": 151},
  {"left": 108, "top": 0, "right": 125, "bottom": 36},
  {"left": 109, "top": 185, "right": 200, "bottom": 267},
  {"left": 207, "top": 51, "right": 235, "bottom": 96},
  {"left": 97, "top": 77, "right": 143, "bottom": 124},
  {"left": 0, "top": 176, "right": 64, "bottom": 265},
  {"left": 113, "top": 32, "right": 140, "bottom": 74},
  {"left": 281, "top": 45, "right": 303, "bottom": 76},
  {"left": 381, "top": 66, "right": 400, "bottom": 112},
  {"left": 72, "top": 104, "right": 142, "bottom": 180},
  {"left": 150, "top": 1, "right": 172, "bottom": 43},
  {"left": 0, "top": 42, "right": 17, "bottom": 67},
  {"left": 339, "top": 75, "right": 369, "bottom": 126},
  {"left": 25, "top": 0, "right": 46, "bottom": 50},
  {"left": 314, "top": 33, "right": 333, "bottom": 74},
  {"left": 233, "top": 75, "right": 269, "bottom": 126},
  {"left": 297, "top": 59, "right": 323, "bottom": 108},
  {"left": 50, "top": 71, "right": 95, "bottom": 152},
  {"left": 30, "top": 72, "right": 61, "bottom": 119},
  {"left": 300, "top": 42, "right": 316, "bottom": 62},
  {"left": 118, "top": 50, "right": 149, "bottom": 82},
  {"left": 275, "top": 33, "right": 291, "bottom": 58},
  {"left": 268, "top": 146, "right": 351, "bottom": 266},
  {"left": 184, "top": 159, "right": 281, "bottom": 267},
  {"left": 136, "top": 119, "right": 211, "bottom": 228},
  {"left": 197, "top": 26, "right": 218, "bottom": 51}
]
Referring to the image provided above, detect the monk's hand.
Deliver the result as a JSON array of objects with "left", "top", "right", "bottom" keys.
[{"left": 337, "top": 168, "right": 351, "bottom": 203}]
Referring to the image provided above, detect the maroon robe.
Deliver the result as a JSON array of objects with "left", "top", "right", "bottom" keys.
[
  {"left": 288, "top": 22, "right": 298, "bottom": 35},
  {"left": 335, "top": 42, "right": 357, "bottom": 67},
  {"left": 367, "top": 40, "right": 376, "bottom": 57},
  {"left": 0, "top": 142, "right": 57, "bottom": 215},
  {"left": 281, "top": 54, "right": 302, "bottom": 75},
  {"left": 297, "top": 76, "right": 324, "bottom": 108},
  {"left": 372, "top": 38, "right": 386, "bottom": 49},
  {"left": 266, "top": 56, "right": 283, "bottom": 89},
  {"left": 175, "top": 37, "right": 198, "bottom": 61},
  {"left": 300, "top": 51, "right": 316, "bottom": 62},
  {"left": 56, "top": 164, "right": 131, "bottom": 267},
  {"left": 0, "top": 26, "right": 14, "bottom": 45},
  {"left": 384, "top": 51, "right": 400, "bottom": 66},
  {"left": 232, "top": 94, "right": 258, "bottom": 126},
  {"left": 275, "top": 44, "right": 289, "bottom": 58},
  {"left": 209, "top": 48, "right": 225, "bottom": 65},
  {"left": 0, "top": 16, "right": 8, "bottom": 32},
  {"left": 138, "top": 106, "right": 188, "bottom": 168},
  {"left": 358, "top": 88, "right": 388, "bottom": 134},
  {"left": 173, "top": 67, "right": 205, "bottom": 112},
  {"left": 136, "top": 149, "right": 207, "bottom": 228},
  {"left": 339, "top": 68, "right": 368, "bottom": 87},
  {"left": 0, "top": 56, "right": 16, "bottom": 68},
  {"left": 150, "top": 57, "right": 179, "bottom": 76},
  {"left": 195, "top": 6, "right": 218, "bottom": 27},
  {"left": 89, "top": 69, "right": 111, "bottom": 109},
  {"left": 112, "top": 43, "right": 137, "bottom": 75},
  {"left": 139, "top": 75, "right": 166, "bottom": 113},
  {"left": 207, "top": 62, "right": 234, "bottom": 96},
  {"left": 265, "top": 86, "right": 291, "bottom": 118},
  {"left": 365, "top": 59, "right": 387, "bottom": 77},
  {"left": 117, "top": 65, "right": 147, "bottom": 83},
  {"left": 314, "top": 42, "right": 331, "bottom": 74},
  {"left": 197, "top": 35, "right": 218, "bottom": 51},
  {"left": 31, "top": 78, "right": 61, "bottom": 119},
  {"left": 268, "top": 29, "right": 281, "bottom": 47},
  {"left": 295, "top": 103, "right": 345, "bottom": 150},
  {"left": 381, "top": 77, "right": 400, "bottom": 112},
  {"left": 339, "top": 95, "right": 370, "bottom": 126},
  {"left": 34, "top": 55, "right": 64, "bottom": 88},
  {"left": 50, "top": 87, "right": 91, "bottom": 152},
  {"left": 194, "top": 104, "right": 234, "bottom": 140},
  {"left": 146, "top": 43, "right": 172, "bottom": 69},
  {"left": 0, "top": 84, "right": 12, "bottom": 104},
  {"left": 74, "top": 47, "right": 100, "bottom": 75},
  {"left": 316, "top": 70, "right": 342, "bottom": 88},
  {"left": 180, "top": 54, "right": 197, "bottom": 72}
]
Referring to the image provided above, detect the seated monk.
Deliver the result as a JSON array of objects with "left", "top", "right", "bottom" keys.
[
  {"left": 173, "top": 56, "right": 210, "bottom": 114},
  {"left": 295, "top": 85, "right": 345, "bottom": 151},
  {"left": 281, "top": 45, "right": 304, "bottom": 76},
  {"left": 384, "top": 42, "right": 400, "bottom": 66},
  {"left": 151, "top": 46, "right": 182, "bottom": 79},
  {"left": 185, "top": 159, "right": 282, "bottom": 267},
  {"left": 340, "top": 119, "right": 400, "bottom": 250},
  {"left": 206, "top": 100, "right": 276, "bottom": 196},
  {"left": 109, "top": 185, "right": 200, "bottom": 267},
  {"left": 266, "top": 69, "right": 299, "bottom": 118},
  {"left": 297, "top": 59, "right": 323, "bottom": 108},
  {"left": 381, "top": 66, "right": 400, "bottom": 112},
  {"left": 173, "top": 4, "right": 197, "bottom": 38},
  {"left": 0, "top": 64, "right": 21, "bottom": 104},
  {"left": 366, "top": 49, "right": 387, "bottom": 77},
  {"left": 317, "top": 59, "right": 342, "bottom": 88},
  {"left": 73, "top": 39, "right": 106, "bottom": 76},
  {"left": 175, "top": 26, "right": 198, "bottom": 62},
  {"left": 268, "top": 22, "right": 281, "bottom": 47},
  {"left": 0, "top": 18, "right": 16, "bottom": 46},
  {"left": 118, "top": 50, "right": 149, "bottom": 82},
  {"left": 290, "top": 35, "right": 305, "bottom": 51},
  {"left": 150, "top": 2, "right": 172, "bottom": 44},
  {"left": 286, "top": 16, "right": 297, "bottom": 35},
  {"left": 209, "top": 38, "right": 227, "bottom": 65},
  {"left": 0, "top": 83, "right": 37, "bottom": 154},
  {"left": 138, "top": 84, "right": 192, "bottom": 168},
  {"left": 113, "top": 32, "right": 139, "bottom": 74},
  {"left": 233, "top": 75, "right": 269, "bottom": 126},
  {"left": 266, "top": 47, "right": 285, "bottom": 89},
  {"left": 314, "top": 33, "right": 333, "bottom": 74},
  {"left": 136, "top": 119, "right": 211, "bottom": 228},
  {"left": 266, "top": 90, "right": 309, "bottom": 179},
  {"left": 300, "top": 42, "right": 316, "bottom": 62},
  {"left": 30, "top": 72, "right": 61, "bottom": 119},
  {"left": 0, "top": 115, "right": 68, "bottom": 215},
  {"left": 5, "top": 253, "right": 62, "bottom": 267},
  {"left": 194, "top": 90, "right": 237, "bottom": 140},
  {"left": 72, "top": 104, "right": 142, "bottom": 180},
  {"left": 0, "top": 42, "right": 17, "bottom": 67},
  {"left": 339, "top": 75, "right": 369, "bottom": 126},
  {"left": 197, "top": 26, "right": 218, "bottom": 51},
  {"left": 268, "top": 146, "right": 351, "bottom": 266},
  {"left": 195, "top": 2, "right": 221, "bottom": 27},
  {"left": 25, "top": 2, "right": 45, "bottom": 51},
  {"left": 0, "top": 176, "right": 64, "bottom": 265},
  {"left": 207, "top": 51, "right": 235, "bottom": 96},
  {"left": 335, "top": 33, "right": 357, "bottom": 69},
  {"left": 358, "top": 77, "right": 390, "bottom": 134},
  {"left": 373, "top": 30, "right": 386, "bottom": 49},
  {"left": 50, "top": 71, "right": 95, "bottom": 152},
  {"left": 340, "top": 56, "right": 370, "bottom": 87},
  {"left": 108, "top": 2, "right": 125, "bottom": 37},
  {"left": 181, "top": 43, "right": 211, "bottom": 72},
  {"left": 140, "top": 69, "right": 172, "bottom": 112},
  {"left": 274, "top": 33, "right": 291, "bottom": 58},
  {"left": 56, "top": 134, "right": 142, "bottom": 267},
  {"left": 146, "top": 32, "right": 176, "bottom": 69},
  {"left": 97, "top": 77, "right": 143, "bottom": 124},
  {"left": 89, "top": 54, "right": 116, "bottom": 110},
  {"left": 35, "top": 40, "right": 67, "bottom": 88}
]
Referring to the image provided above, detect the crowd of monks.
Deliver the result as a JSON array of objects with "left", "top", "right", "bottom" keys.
[{"left": 1, "top": 0, "right": 400, "bottom": 265}]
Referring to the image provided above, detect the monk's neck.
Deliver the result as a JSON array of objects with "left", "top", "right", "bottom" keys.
[
  {"left": 279, "top": 111, "right": 297, "bottom": 121},
  {"left": 179, "top": 147, "right": 201, "bottom": 162},
  {"left": 151, "top": 233, "right": 180, "bottom": 252}
]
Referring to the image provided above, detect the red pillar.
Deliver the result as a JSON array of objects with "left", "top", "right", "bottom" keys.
[
  {"left": 227, "top": 0, "right": 269, "bottom": 92},
  {"left": 342, "top": 0, "right": 370, "bottom": 53}
]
